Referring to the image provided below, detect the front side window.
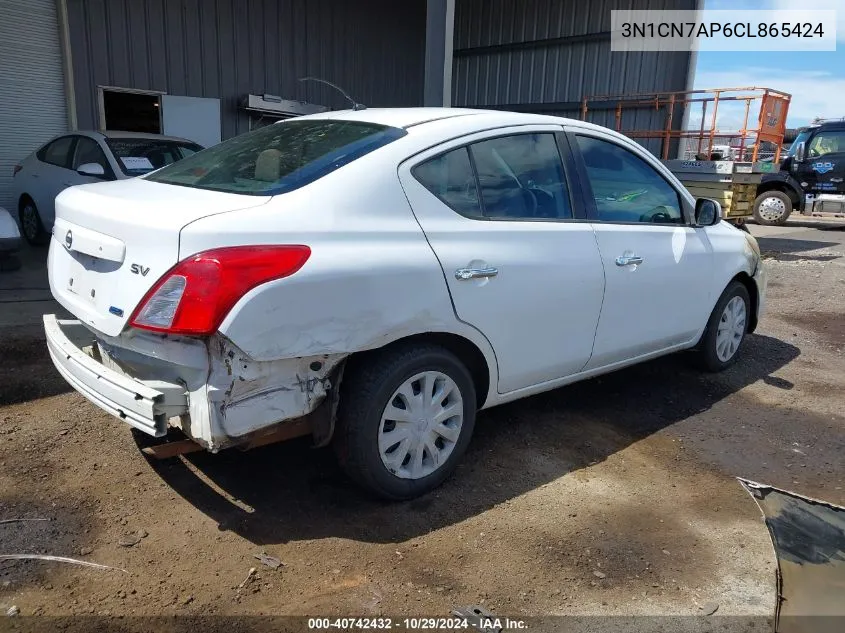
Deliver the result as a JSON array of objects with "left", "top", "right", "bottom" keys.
[
  {"left": 40, "top": 137, "right": 75, "bottom": 168},
  {"left": 576, "top": 135, "right": 684, "bottom": 224},
  {"left": 106, "top": 139, "right": 205, "bottom": 176},
  {"left": 146, "top": 120, "right": 406, "bottom": 195},
  {"left": 413, "top": 133, "right": 572, "bottom": 220},
  {"left": 807, "top": 130, "right": 845, "bottom": 157}
]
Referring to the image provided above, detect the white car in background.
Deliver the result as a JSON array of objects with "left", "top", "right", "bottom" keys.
[
  {"left": 12, "top": 131, "right": 203, "bottom": 245},
  {"left": 44, "top": 108, "right": 766, "bottom": 500}
]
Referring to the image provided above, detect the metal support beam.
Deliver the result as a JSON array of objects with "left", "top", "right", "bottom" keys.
[
  {"left": 472, "top": 100, "right": 622, "bottom": 114},
  {"left": 678, "top": 0, "right": 704, "bottom": 157},
  {"left": 454, "top": 31, "right": 611, "bottom": 58},
  {"left": 424, "top": 0, "right": 455, "bottom": 107},
  {"left": 55, "top": 0, "right": 77, "bottom": 130}
]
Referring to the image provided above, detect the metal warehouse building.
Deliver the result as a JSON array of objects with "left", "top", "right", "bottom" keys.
[{"left": 0, "top": 0, "right": 698, "bottom": 213}]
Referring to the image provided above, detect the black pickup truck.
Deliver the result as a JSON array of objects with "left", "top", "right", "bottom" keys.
[{"left": 753, "top": 120, "right": 845, "bottom": 225}]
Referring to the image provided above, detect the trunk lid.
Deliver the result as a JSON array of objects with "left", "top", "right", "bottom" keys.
[{"left": 48, "top": 178, "right": 270, "bottom": 337}]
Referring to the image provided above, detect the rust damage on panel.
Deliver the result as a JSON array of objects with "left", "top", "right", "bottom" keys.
[{"left": 739, "top": 478, "right": 845, "bottom": 633}]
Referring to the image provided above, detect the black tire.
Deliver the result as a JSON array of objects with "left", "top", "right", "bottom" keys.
[
  {"left": 752, "top": 190, "right": 792, "bottom": 226},
  {"left": 19, "top": 198, "right": 50, "bottom": 246},
  {"left": 0, "top": 254, "right": 22, "bottom": 272},
  {"left": 333, "top": 343, "right": 476, "bottom": 500},
  {"left": 694, "top": 281, "right": 751, "bottom": 373}
]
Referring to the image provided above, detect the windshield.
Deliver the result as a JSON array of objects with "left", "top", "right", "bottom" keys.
[
  {"left": 146, "top": 120, "right": 407, "bottom": 195},
  {"left": 785, "top": 130, "right": 812, "bottom": 158},
  {"left": 106, "top": 138, "right": 204, "bottom": 176}
]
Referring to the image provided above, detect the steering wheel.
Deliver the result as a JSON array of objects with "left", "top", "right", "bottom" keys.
[
  {"left": 521, "top": 187, "right": 539, "bottom": 218},
  {"left": 639, "top": 205, "right": 675, "bottom": 223},
  {"left": 529, "top": 187, "right": 557, "bottom": 218}
]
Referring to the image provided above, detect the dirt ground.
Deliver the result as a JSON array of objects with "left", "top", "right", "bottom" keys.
[{"left": 1, "top": 220, "right": 843, "bottom": 625}]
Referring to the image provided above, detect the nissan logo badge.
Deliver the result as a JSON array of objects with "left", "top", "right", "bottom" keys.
[{"left": 65, "top": 230, "right": 72, "bottom": 249}]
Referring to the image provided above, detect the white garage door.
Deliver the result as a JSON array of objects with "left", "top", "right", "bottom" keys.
[{"left": 0, "top": 0, "right": 68, "bottom": 215}]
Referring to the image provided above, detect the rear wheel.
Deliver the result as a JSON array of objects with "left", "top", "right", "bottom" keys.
[
  {"left": 695, "top": 281, "right": 751, "bottom": 372},
  {"left": 333, "top": 343, "right": 476, "bottom": 500},
  {"left": 753, "top": 190, "right": 792, "bottom": 226},
  {"left": 0, "top": 254, "right": 21, "bottom": 272},
  {"left": 19, "top": 198, "right": 49, "bottom": 246}
]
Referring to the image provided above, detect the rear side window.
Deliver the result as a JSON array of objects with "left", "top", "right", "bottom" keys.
[
  {"left": 413, "top": 133, "right": 572, "bottom": 220},
  {"left": 73, "top": 137, "right": 111, "bottom": 172},
  {"left": 38, "top": 136, "right": 75, "bottom": 168},
  {"left": 470, "top": 134, "right": 571, "bottom": 219},
  {"left": 412, "top": 148, "right": 482, "bottom": 218},
  {"left": 147, "top": 120, "right": 407, "bottom": 195}
]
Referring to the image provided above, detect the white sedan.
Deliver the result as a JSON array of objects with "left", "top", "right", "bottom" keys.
[
  {"left": 44, "top": 108, "right": 766, "bottom": 499},
  {"left": 12, "top": 131, "right": 203, "bottom": 245}
]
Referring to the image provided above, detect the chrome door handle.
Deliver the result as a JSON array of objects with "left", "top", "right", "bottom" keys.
[
  {"left": 615, "top": 255, "right": 644, "bottom": 266},
  {"left": 455, "top": 266, "right": 499, "bottom": 280}
]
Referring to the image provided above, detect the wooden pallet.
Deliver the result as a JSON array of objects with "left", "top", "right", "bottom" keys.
[{"left": 664, "top": 160, "right": 764, "bottom": 219}]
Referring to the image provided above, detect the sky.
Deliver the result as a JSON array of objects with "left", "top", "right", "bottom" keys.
[{"left": 694, "top": 0, "right": 845, "bottom": 129}]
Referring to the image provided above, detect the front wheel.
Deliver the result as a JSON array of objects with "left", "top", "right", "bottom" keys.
[
  {"left": 694, "top": 281, "right": 751, "bottom": 372},
  {"left": 753, "top": 190, "right": 792, "bottom": 226},
  {"left": 333, "top": 344, "right": 476, "bottom": 500}
]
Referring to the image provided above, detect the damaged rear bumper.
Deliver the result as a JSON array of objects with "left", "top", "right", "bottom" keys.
[
  {"left": 43, "top": 314, "right": 346, "bottom": 451},
  {"left": 44, "top": 315, "right": 186, "bottom": 436}
]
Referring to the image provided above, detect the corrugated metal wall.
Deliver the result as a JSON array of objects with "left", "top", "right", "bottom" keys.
[
  {"left": 452, "top": 0, "right": 697, "bottom": 155},
  {"left": 66, "top": 0, "right": 427, "bottom": 139},
  {"left": 0, "top": 0, "right": 68, "bottom": 213}
]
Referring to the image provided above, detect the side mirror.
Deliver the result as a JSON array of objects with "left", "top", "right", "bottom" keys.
[
  {"left": 77, "top": 162, "right": 107, "bottom": 178},
  {"left": 695, "top": 198, "right": 722, "bottom": 226},
  {"left": 794, "top": 141, "right": 806, "bottom": 163}
]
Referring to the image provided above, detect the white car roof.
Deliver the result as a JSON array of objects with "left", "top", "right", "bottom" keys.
[
  {"left": 299, "top": 106, "right": 576, "bottom": 128},
  {"left": 296, "top": 106, "right": 635, "bottom": 145}
]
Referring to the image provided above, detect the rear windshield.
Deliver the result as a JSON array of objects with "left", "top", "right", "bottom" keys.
[{"left": 145, "top": 119, "right": 407, "bottom": 195}]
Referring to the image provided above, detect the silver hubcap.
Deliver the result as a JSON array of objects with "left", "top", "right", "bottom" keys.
[
  {"left": 378, "top": 371, "right": 464, "bottom": 480},
  {"left": 758, "top": 196, "right": 786, "bottom": 221},
  {"left": 22, "top": 205, "right": 38, "bottom": 240},
  {"left": 716, "top": 296, "right": 747, "bottom": 362}
]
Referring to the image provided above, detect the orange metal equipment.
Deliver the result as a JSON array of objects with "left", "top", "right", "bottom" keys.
[{"left": 579, "top": 87, "right": 791, "bottom": 162}]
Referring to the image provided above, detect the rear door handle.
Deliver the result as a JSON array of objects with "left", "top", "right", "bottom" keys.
[
  {"left": 455, "top": 266, "right": 499, "bottom": 280},
  {"left": 615, "top": 255, "right": 644, "bottom": 266}
]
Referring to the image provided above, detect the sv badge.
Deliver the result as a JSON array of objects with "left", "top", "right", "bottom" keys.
[{"left": 130, "top": 264, "right": 150, "bottom": 276}]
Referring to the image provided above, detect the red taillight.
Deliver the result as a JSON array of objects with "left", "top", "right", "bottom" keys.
[
  {"left": 12, "top": 165, "right": 21, "bottom": 177},
  {"left": 129, "top": 245, "right": 311, "bottom": 336}
]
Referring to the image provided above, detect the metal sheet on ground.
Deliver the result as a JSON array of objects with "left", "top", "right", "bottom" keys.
[{"left": 739, "top": 478, "right": 845, "bottom": 633}]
